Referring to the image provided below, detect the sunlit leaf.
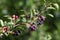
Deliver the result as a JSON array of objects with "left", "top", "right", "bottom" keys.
[
  {"left": 0, "top": 19, "right": 4, "bottom": 26},
  {"left": 20, "top": 15, "right": 25, "bottom": 17},
  {"left": 48, "top": 14, "right": 54, "bottom": 17},
  {"left": 53, "top": 3, "right": 59, "bottom": 10},
  {"left": 47, "top": 6, "right": 56, "bottom": 10},
  {"left": 22, "top": 18, "right": 26, "bottom": 22}
]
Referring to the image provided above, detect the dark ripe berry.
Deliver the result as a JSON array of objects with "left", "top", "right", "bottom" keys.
[
  {"left": 37, "top": 20, "right": 43, "bottom": 25},
  {"left": 39, "top": 16, "right": 45, "bottom": 21},
  {"left": 36, "top": 14, "right": 45, "bottom": 21},
  {"left": 37, "top": 15, "right": 45, "bottom": 25},
  {"left": 29, "top": 25, "right": 37, "bottom": 31},
  {"left": 12, "top": 15, "right": 18, "bottom": 20},
  {"left": 13, "top": 30, "right": 21, "bottom": 36}
]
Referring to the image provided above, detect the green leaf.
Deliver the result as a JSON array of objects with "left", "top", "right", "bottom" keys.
[
  {"left": 47, "top": 14, "right": 54, "bottom": 17},
  {"left": 0, "top": 19, "right": 4, "bottom": 26},
  {"left": 20, "top": 15, "right": 25, "bottom": 17},
  {"left": 22, "top": 18, "right": 26, "bottom": 22},
  {"left": 53, "top": 3, "right": 59, "bottom": 10},
  {"left": 47, "top": 6, "right": 56, "bottom": 10}
]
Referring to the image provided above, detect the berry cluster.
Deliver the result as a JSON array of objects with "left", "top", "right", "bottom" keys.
[
  {"left": 0, "top": 14, "right": 45, "bottom": 38},
  {"left": 36, "top": 14, "right": 45, "bottom": 25},
  {"left": 29, "top": 23, "right": 37, "bottom": 31},
  {"left": 12, "top": 15, "right": 18, "bottom": 20}
]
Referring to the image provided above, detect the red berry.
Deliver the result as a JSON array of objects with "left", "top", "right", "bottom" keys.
[
  {"left": 15, "top": 16, "right": 18, "bottom": 19},
  {"left": 12, "top": 15, "right": 18, "bottom": 20},
  {"left": 26, "top": 15, "right": 30, "bottom": 19},
  {"left": 3, "top": 26, "right": 9, "bottom": 32}
]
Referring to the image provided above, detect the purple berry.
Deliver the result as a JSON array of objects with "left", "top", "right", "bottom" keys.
[
  {"left": 29, "top": 25, "right": 37, "bottom": 31},
  {"left": 36, "top": 14, "right": 45, "bottom": 21},
  {"left": 37, "top": 20, "right": 43, "bottom": 25},
  {"left": 13, "top": 30, "right": 21, "bottom": 36},
  {"left": 39, "top": 16, "right": 45, "bottom": 21}
]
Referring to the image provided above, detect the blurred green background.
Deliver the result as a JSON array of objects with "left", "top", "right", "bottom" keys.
[{"left": 0, "top": 0, "right": 60, "bottom": 40}]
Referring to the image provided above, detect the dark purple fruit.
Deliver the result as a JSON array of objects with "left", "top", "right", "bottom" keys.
[
  {"left": 13, "top": 30, "right": 21, "bottom": 36},
  {"left": 29, "top": 25, "right": 37, "bottom": 31},
  {"left": 39, "top": 16, "right": 45, "bottom": 21},
  {"left": 37, "top": 20, "right": 43, "bottom": 25}
]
